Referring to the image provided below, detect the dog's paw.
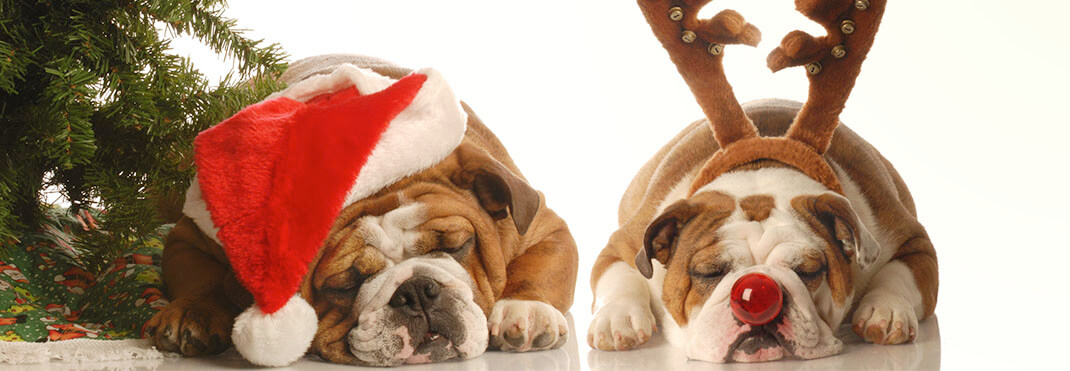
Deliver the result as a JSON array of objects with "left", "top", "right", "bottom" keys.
[
  {"left": 852, "top": 293, "right": 918, "bottom": 345},
  {"left": 487, "top": 299, "right": 568, "bottom": 352},
  {"left": 588, "top": 299, "right": 656, "bottom": 351},
  {"left": 143, "top": 297, "right": 234, "bottom": 356}
]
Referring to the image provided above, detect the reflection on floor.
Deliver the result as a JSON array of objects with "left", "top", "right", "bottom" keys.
[
  {"left": 104, "top": 316, "right": 584, "bottom": 371},
  {"left": 11, "top": 314, "right": 939, "bottom": 370},
  {"left": 588, "top": 316, "right": 941, "bottom": 371}
]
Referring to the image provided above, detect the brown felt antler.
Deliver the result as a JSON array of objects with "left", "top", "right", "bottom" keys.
[
  {"left": 638, "top": 0, "right": 886, "bottom": 196},
  {"left": 769, "top": 0, "right": 887, "bottom": 154},
  {"left": 637, "top": 0, "right": 762, "bottom": 148}
]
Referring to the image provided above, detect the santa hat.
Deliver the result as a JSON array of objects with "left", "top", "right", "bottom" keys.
[{"left": 181, "top": 65, "right": 467, "bottom": 366}]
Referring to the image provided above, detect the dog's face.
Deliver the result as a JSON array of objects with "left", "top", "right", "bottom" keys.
[
  {"left": 637, "top": 167, "right": 880, "bottom": 362},
  {"left": 300, "top": 141, "right": 539, "bottom": 366}
]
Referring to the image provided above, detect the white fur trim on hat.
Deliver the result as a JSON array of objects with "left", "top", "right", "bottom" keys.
[
  {"left": 232, "top": 295, "right": 318, "bottom": 367},
  {"left": 181, "top": 176, "right": 223, "bottom": 246}
]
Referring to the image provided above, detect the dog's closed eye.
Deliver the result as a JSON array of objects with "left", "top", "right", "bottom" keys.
[
  {"left": 689, "top": 263, "right": 726, "bottom": 280},
  {"left": 793, "top": 253, "right": 828, "bottom": 290},
  {"left": 434, "top": 227, "right": 475, "bottom": 256},
  {"left": 795, "top": 264, "right": 827, "bottom": 281},
  {"left": 439, "top": 236, "right": 475, "bottom": 256},
  {"left": 320, "top": 269, "right": 368, "bottom": 305}
]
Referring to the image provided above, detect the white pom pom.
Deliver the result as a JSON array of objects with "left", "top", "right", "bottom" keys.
[{"left": 232, "top": 295, "right": 318, "bottom": 367}]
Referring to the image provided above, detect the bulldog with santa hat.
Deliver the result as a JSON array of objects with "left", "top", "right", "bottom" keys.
[{"left": 144, "top": 54, "right": 578, "bottom": 366}]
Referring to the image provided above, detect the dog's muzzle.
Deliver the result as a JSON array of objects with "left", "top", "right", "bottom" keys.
[
  {"left": 347, "top": 256, "right": 488, "bottom": 366},
  {"left": 386, "top": 276, "right": 463, "bottom": 361},
  {"left": 684, "top": 265, "right": 843, "bottom": 363}
]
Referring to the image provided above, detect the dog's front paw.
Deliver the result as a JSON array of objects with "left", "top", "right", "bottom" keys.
[
  {"left": 143, "top": 297, "right": 234, "bottom": 356},
  {"left": 487, "top": 299, "right": 568, "bottom": 352},
  {"left": 588, "top": 299, "right": 656, "bottom": 351},
  {"left": 852, "top": 293, "right": 918, "bottom": 345}
]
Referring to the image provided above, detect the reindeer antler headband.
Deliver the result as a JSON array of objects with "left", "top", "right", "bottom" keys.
[{"left": 638, "top": 0, "right": 886, "bottom": 196}]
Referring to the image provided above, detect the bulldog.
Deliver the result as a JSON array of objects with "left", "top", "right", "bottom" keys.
[
  {"left": 588, "top": 0, "right": 937, "bottom": 363},
  {"left": 144, "top": 55, "right": 578, "bottom": 366}
]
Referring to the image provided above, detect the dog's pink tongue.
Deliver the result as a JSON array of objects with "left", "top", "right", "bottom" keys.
[
  {"left": 732, "top": 347, "right": 786, "bottom": 362},
  {"left": 403, "top": 337, "right": 454, "bottom": 364},
  {"left": 730, "top": 273, "right": 783, "bottom": 326},
  {"left": 404, "top": 353, "right": 432, "bottom": 364}
]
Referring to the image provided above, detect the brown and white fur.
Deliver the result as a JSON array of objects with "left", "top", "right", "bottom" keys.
[
  {"left": 145, "top": 55, "right": 578, "bottom": 366},
  {"left": 588, "top": 99, "right": 938, "bottom": 362}
]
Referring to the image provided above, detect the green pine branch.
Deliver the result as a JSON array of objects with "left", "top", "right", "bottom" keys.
[{"left": 0, "top": 0, "right": 288, "bottom": 271}]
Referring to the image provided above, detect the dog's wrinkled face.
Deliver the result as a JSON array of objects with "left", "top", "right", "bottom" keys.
[
  {"left": 637, "top": 168, "right": 879, "bottom": 362},
  {"left": 300, "top": 141, "right": 539, "bottom": 366}
]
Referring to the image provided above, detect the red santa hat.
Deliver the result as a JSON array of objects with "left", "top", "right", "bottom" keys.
[{"left": 181, "top": 65, "right": 467, "bottom": 366}]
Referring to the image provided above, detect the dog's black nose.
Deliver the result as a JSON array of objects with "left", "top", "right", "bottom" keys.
[{"left": 388, "top": 277, "right": 442, "bottom": 316}]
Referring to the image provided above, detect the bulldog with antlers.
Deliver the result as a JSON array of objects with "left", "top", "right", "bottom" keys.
[{"left": 588, "top": 0, "right": 938, "bottom": 362}]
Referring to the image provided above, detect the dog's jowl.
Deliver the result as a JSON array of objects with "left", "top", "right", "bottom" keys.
[
  {"left": 588, "top": 0, "right": 937, "bottom": 363},
  {"left": 145, "top": 55, "right": 578, "bottom": 367}
]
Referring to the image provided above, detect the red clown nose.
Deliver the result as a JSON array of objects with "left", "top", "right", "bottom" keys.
[{"left": 730, "top": 273, "right": 783, "bottom": 326}]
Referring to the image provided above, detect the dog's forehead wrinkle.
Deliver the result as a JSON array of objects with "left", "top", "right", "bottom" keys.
[
  {"left": 763, "top": 244, "right": 801, "bottom": 268},
  {"left": 718, "top": 215, "right": 811, "bottom": 266},
  {"left": 695, "top": 168, "right": 832, "bottom": 269},
  {"left": 384, "top": 202, "right": 426, "bottom": 229},
  {"left": 357, "top": 202, "right": 428, "bottom": 263}
]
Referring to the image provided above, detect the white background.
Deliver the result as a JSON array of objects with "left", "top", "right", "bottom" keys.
[{"left": 173, "top": 1, "right": 1070, "bottom": 369}]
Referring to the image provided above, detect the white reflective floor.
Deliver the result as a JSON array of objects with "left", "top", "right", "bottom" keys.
[
  {"left": 7, "top": 313, "right": 940, "bottom": 371},
  {"left": 586, "top": 316, "right": 940, "bottom": 371}
]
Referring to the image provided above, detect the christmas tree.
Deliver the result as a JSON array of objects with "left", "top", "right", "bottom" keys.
[{"left": 0, "top": 0, "right": 288, "bottom": 271}]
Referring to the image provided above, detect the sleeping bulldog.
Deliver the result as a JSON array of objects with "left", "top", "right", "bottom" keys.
[
  {"left": 588, "top": 0, "right": 937, "bottom": 363},
  {"left": 144, "top": 54, "right": 577, "bottom": 366}
]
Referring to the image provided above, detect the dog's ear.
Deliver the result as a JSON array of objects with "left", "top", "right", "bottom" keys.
[
  {"left": 792, "top": 192, "right": 881, "bottom": 271},
  {"left": 451, "top": 143, "right": 540, "bottom": 235},
  {"left": 637, "top": 200, "right": 700, "bottom": 279}
]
